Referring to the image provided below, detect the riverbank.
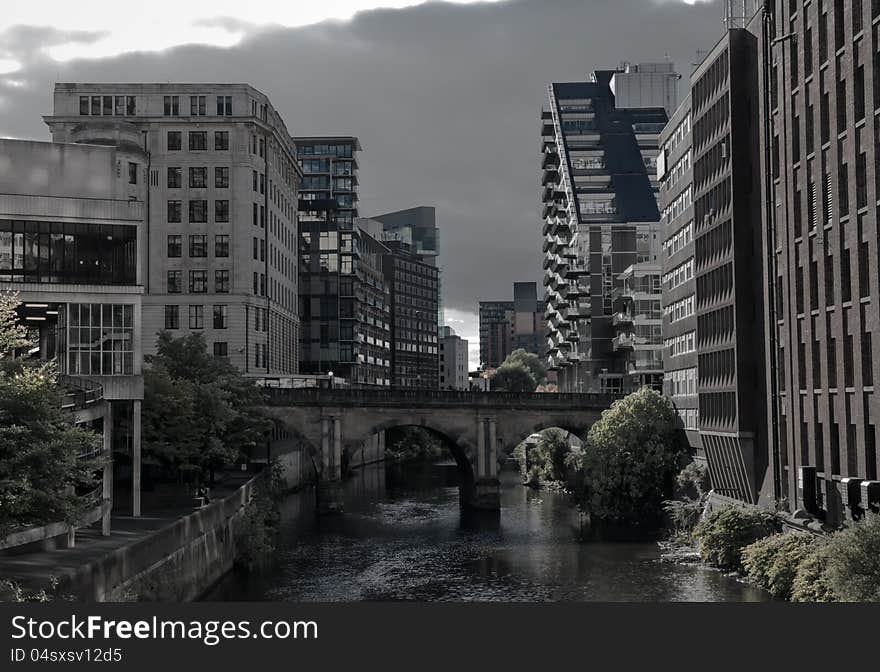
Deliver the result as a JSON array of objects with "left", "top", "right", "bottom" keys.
[{"left": 0, "top": 471, "right": 260, "bottom": 602}]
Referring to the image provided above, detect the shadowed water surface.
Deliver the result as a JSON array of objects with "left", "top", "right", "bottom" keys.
[{"left": 206, "top": 463, "right": 767, "bottom": 602}]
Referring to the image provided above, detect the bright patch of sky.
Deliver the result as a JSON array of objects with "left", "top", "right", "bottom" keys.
[
  {"left": 0, "top": 1, "right": 506, "bottom": 71},
  {"left": 443, "top": 308, "right": 480, "bottom": 371}
]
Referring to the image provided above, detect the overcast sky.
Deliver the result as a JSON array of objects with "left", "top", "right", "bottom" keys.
[{"left": 0, "top": 0, "right": 726, "bottom": 369}]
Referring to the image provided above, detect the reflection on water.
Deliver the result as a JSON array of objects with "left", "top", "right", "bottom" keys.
[{"left": 205, "top": 463, "right": 767, "bottom": 602}]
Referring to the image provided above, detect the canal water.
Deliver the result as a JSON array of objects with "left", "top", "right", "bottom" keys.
[{"left": 206, "top": 462, "right": 767, "bottom": 602}]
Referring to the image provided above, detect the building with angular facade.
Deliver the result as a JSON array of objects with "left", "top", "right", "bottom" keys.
[{"left": 541, "top": 63, "right": 676, "bottom": 393}]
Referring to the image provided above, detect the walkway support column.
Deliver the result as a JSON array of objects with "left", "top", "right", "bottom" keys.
[
  {"left": 132, "top": 399, "right": 141, "bottom": 517},
  {"left": 316, "top": 413, "right": 344, "bottom": 514},
  {"left": 102, "top": 402, "right": 113, "bottom": 536}
]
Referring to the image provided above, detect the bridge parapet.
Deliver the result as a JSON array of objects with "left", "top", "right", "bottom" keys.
[{"left": 262, "top": 388, "right": 618, "bottom": 410}]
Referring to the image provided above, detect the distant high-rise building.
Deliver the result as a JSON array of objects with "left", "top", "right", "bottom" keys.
[
  {"left": 541, "top": 63, "right": 673, "bottom": 392},
  {"left": 295, "top": 137, "right": 392, "bottom": 386},
  {"left": 479, "top": 300, "right": 514, "bottom": 370},
  {"left": 46, "top": 84, "right": 301, "bottom": 376},
  {"left": 382, "top": 240, "right": 440, "bottom": 389},
  {"left": 439, "top": 326, "right": 468, "bottom": 391},
  {"left": 479, "top": 282, "right": 546, "bottom": 370}
]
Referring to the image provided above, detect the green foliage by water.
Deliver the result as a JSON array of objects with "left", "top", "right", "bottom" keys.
[
  {"left": 742, "top": 532, "right": 818, "bottom": 599},
  {"left": 569, "top": 387, "right": 687, "bottom": 525},
  {"left": 824, "top": 512, "right": 880, "bottom": 602},
  {"left": 384, "top": 426, "right": 446, "bottom": 463},
  {"left": 790, "top": 543, "right": 837, "bottom": 602},
  {"left": 490, "top": 361, "right": 537, "bottom": 392},
  {"left": 514, "top": 428, "right": 572, "bottom": 488},
  {"left": 0, "top": 293, "right": 103, "bottom": 538},
  {"left": 693, "top": 505, "right": 779, "bottom": 572},
  {"left": 501, "top": 349, "right": 547, "bottom": 385},
  {"left": 142, "top": 332, "right": 271, "bottom": 485}
]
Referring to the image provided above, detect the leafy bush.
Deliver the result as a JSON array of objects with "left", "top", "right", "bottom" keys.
[
  {"left": 675, "top": 462, "right": 711, "bottom": 499},
  {"left": 384, "top": 426, "right": 445, "bottom": 463},
  {"left": 571, "top": 387, "right": 687, "bottom": 525},
  {"left": 663, "top": 498, "right": 705, "bottom": 541},
  {"left": 790, "top": 543, "right": 837, "bottom": 602},
  {"left": 489, "top": 361, "right": 537, "bottom": 392},
  {"left": 824, "top": 512, "right": 880, "bottom": 602},
  {"left": 742, "top": 532, "right": 818, "bottom": 599},
  {"left": 693, "top": 505, "right": 779, "bottom": 572},
  {"left": 516, "top": 429, "right": 572, "bottom": 487}
]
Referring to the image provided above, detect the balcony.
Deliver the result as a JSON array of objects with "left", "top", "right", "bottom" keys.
[
  {"left": 542, "top": 167, "right": 559, "bottom": 186},
  {"left": 541, "top": 151, "right": 560, "bottom": 170},
  {"left": 612, "top": 311, "right": 634, "bottom": 328},
  {"left": 566, "top": 304, "right": 590, "bottom": 321},
  {"left": 563, "top": 261, "right": 588, "bottom": 278},
  {"left": 612, "top": 333, "right": 636, "bottom": 352}
]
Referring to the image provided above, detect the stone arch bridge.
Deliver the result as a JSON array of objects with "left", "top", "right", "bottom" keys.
[{"left": 260, "top": 389, "right": 615, "bottom": 512}]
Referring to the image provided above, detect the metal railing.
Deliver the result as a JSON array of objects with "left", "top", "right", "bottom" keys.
[{"left": 58, "top": 375, "right": 104, "bottom": 412}]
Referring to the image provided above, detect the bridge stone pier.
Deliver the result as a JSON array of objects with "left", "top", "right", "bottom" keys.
[{"left": 261, "top": 389, "right": 615, "bottom": 513}]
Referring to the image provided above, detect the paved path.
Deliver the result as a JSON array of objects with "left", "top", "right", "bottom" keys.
[{"left": 0, "top": 473, "right": 254, "bottom": 597}]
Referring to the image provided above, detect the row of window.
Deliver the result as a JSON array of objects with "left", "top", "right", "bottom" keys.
[
  {"left": 677, "top": 407, "right": 699, "bottom": 430},
  {"left": 663, "top": 113, "right": 691, "bottom": 155},
  {"left": 164, "top": 304, "right": 228, "bottom": 330},
  {"left": 167, "top": 234, "right": 230, "bottom": 258},
  {"left": 664, "top": 294, "right": 696, "bottom": 324},
  {"left": 668, "top": 367, "right": 698, "bottom": 397},
  {"left": 167, "top": 270, "right": 230, "bottom": 294},
  {"left": 162, "top": 95, "right": 233, "bottom": 117},
  {"left": 663, "top": 259, "right": 695, "bottom": 291},
  {"left": 166, "top": 130, "right": 228, "bottom": 152},
  {"left": 167, "top": 166, "right": 229, "bottom": 189},
  {"left": 662, "top": 149, "right": 691, "bottom": 192},
  {"left": 661, "top": 186, "right": 693, "bottom": 223},
  {"left": 665, "top": 331, "right": 696, "bottom": 357},
  {"left": 167, "top": 200, "right": 230, "bottom": 224},
  {"left": 663, "top": 221, "right": 694, "bottom": 258}
]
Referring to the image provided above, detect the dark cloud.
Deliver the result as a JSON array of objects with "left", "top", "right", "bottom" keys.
[{"left": 0, "top": 0, "right": 726, "bottom": 314}]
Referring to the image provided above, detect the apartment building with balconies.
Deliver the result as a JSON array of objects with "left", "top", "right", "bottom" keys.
[{"left": 541, "top": 63, "right": 675, "bottom": 393}]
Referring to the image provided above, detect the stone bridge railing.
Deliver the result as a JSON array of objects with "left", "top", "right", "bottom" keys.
[{"left": 262, "top": 388, "right": 619, "bottom": 409}]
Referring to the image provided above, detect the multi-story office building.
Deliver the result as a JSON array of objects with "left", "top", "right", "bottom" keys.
[
  {"left": 439, "top": 325, "right": 469, "bottom": 390},
  {"left": 541, "top": 63, "right": 675, "bottom": 392},
  {"left": 764, "top": 0, "right": 880, "bottom": 522},
  {"left": 295, "top": 137, "right": 391, "bottom": 385},
  {"left": 45, "top": 84, "right": 301, "bottom": 376},
  {"left": 658, "top": 23, "right": 770, "bottom": 505},
  {"left": 383, "top": 240, "right": 440, "bottom": 389},
  {"left": 371, "top": 206, "right": 442, "bottom": 325},
  {"left": 659, "top": 95, "right": 699, "bottom": 449},
  {"left": 479, "top": 300, "right": 514, "bottom": 370},
  {"left": 0, "top": 138, "right": 146, "bottom": 522}
]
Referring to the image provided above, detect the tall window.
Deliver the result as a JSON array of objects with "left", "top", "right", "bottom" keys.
[
  {"left": 217, "top": 95, "right": 232, "bottom": 116},
  {"left": 128, "top": 162, "right": 138, "bottom": 185},
  {"left": 189, "top": 270, "right": 207, "bottom": 293},
  {"left": 63, "top": 304, "right": 134, "bottom": 375},
  {"left": 167, "top": 270, "right": 182, "bottom": 293},
  {"left": 213, "top": 304, "right": 228, "bottom": 329},
  {"left": 167, "top": 235, "right": 182, "bottom": 258},
  {"left": 188, "top": 131, "right": 207, "bottom": 151},
  {"left": 167, "top": 167, "right": 182, "bottom": 188},
  {"left": 167, "top": 131, "right": 182, "bottom": 151},
  {"left": 215, "top": 167, "right": 229, "bottom": 188},
  {"left": 213, "top": 342, "right": 228, "bottom": 357},
  {"left": 167, "top": 200, "right": 182, "bottom": 223},
  {"left": 190, "top": 95, "right": 206, "bottom": 116},
  {"left": 215, "top": 200, "right": 229, "bottom": 223},
  {"left": 164, "top": 305, "right": 179, "bottom": 329},
  {"left": 189, "top": 167, "right": 207, "bottom": 188},
  {"left": 189, "top": 200, "right": 208, "bottom": 223},
  {"left": 215, "top": 234, "right": 229, "bottom": 257},
  {"left": 189, "top": 235, "right": 207, "bottom": 258},
  {"left": 215, "top": 270, "right": 230, "bottom": 293},
  {"left": 163, "top": 95, "right": 179, "bottom": 116},
  {"left": 214, "top": 131, "right": 229, "bottom": 151},
  {"left": 189, "top": 305, "right": 204, "bottom": 329}
]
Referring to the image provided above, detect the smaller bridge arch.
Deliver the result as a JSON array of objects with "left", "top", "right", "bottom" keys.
[{"left": 260, "top": 389, "right": 614, "bottom": 512}]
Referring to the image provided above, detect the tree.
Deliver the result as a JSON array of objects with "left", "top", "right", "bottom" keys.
[
  {"left": 142, "top": 332, "right": 271, "bottom": 485},
  {"left": 570, "top": 387, "right": 687, "bottom": 525},
  {"left": 0, "top": 292, "right": 102, "bottom": 537},
  {"left": 501, "top": 349, "right": 547, "bottom": 385},
  {"left": 490, "top": 361, "right": 537, "bottom": 392}
]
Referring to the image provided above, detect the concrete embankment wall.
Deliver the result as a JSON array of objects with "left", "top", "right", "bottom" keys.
[{"left": 58, "top": 475, "right": 261, "bottom": 602}]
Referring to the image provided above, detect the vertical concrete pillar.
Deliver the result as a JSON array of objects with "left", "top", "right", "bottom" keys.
[
  {"left": 316, "top": 414, "right": 344, "bottom": 514},
  {"left": 333, "top": 416, "right": 342, "bottom": 479},
  {"left": 488, "top": 417, "right": 498, "bottom": 478},
  {"left": 132, "top": 399, "right": 142, "bottom": 517},
  {"left": 378, "top": 429, "right": 386, "bottom": 462},
  {"left": 102, "top": 402, "right": 113, "bottom": 536},
  {"left": 468, "top": 415, "right": 500, "bottom": 511},
  {"left": 321, "top": 417, "right": 330, "bottom": 473}
]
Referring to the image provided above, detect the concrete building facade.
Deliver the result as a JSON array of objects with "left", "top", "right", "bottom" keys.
[
  {"left": 0, "top": 138, "right": 147, "bottom": 525},
  {"left": 439, "top": 325, "right": 469, "bottom": 390},
  {"left": 44, "top": 83, "right": 301, "bottom": 377}
]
